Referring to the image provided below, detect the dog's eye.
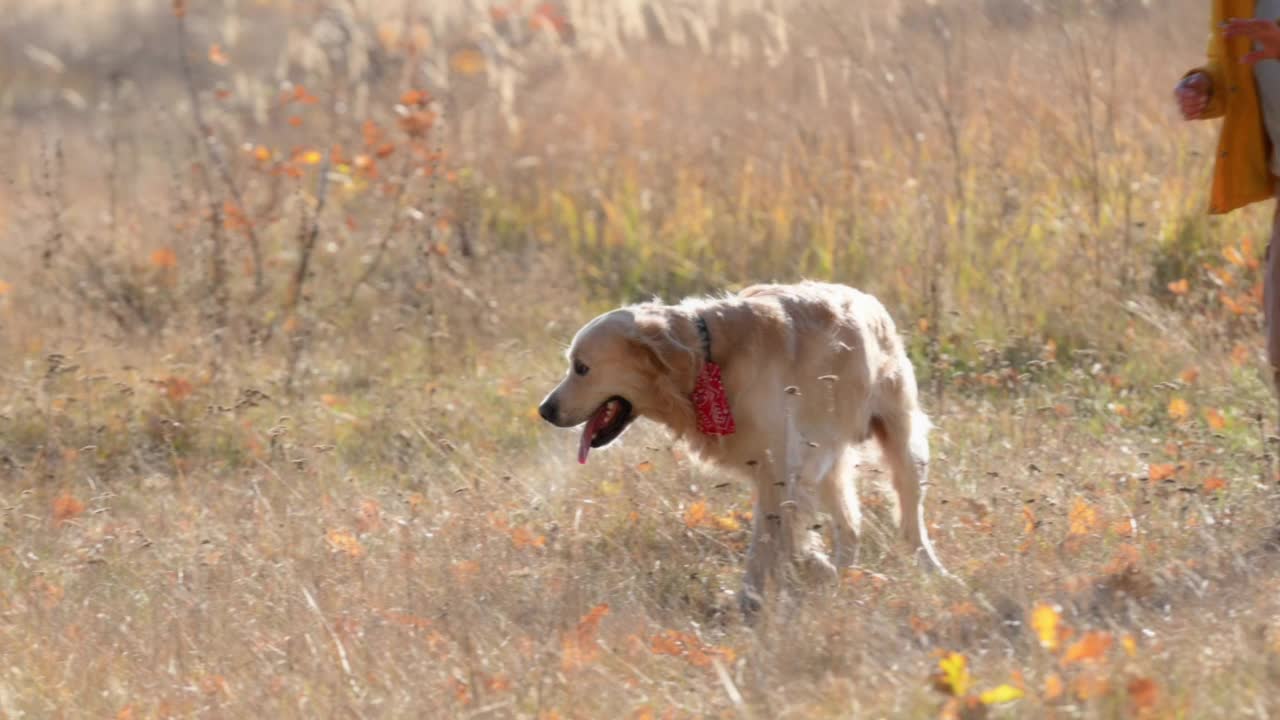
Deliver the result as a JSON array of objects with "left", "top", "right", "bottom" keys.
[{"left": 573, "top": 361, "right": 590, "bottom": 377}]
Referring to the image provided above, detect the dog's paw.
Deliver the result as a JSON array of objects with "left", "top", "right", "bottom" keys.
[{"left": 795, "top": 552, "right": 839, "bottom": 585}]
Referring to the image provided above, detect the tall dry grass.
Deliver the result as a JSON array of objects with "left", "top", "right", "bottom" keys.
[{"left": 2, "top": 0, "right": 1280, "bottom": 717}]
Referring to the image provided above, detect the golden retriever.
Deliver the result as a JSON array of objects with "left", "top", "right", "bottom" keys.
[{"left": 538, "top": 281, "right": 945, "bottom": 609}]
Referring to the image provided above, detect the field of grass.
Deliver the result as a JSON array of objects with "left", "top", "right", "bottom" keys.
[{"left": 4, "top": 0, "right": 1280, "bottom": 717}]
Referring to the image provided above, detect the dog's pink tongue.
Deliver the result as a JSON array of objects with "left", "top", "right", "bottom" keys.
[{"left": 578, "top": 405, "right": 610, "bottom": 465}]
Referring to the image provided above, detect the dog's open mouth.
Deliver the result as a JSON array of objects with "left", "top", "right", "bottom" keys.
[{"left": 578, "top": 397, "right": 635, "bottom": 464}]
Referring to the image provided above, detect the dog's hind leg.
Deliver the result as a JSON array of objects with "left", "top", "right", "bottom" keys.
[
  {"left": 785, "top": 449, "right": 840, "bottom": 584},
  {"left": 871, "top": 408, "right": 946, "bottom": 574},
  {"left": 820, "top": 445, "right": 862, "bottom": 570}
]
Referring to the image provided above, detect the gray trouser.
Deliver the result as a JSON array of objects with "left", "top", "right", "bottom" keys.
[{"left": 1268, "top": 198, "right": 1280, "bottom": 392}]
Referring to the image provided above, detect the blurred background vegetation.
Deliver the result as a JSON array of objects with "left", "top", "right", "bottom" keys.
[{"left": 3, "top": 1, "right": 1280, "bottom": 718}]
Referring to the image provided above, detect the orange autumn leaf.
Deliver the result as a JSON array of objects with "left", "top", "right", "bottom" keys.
[
  {"left": 361, "top": 119, "right": 383, "bottom": 146},
  {"left": 1208, "top": 265, "right": 1236, "bottom": 287},
  {"left": 484, "top": 673, "right": 511, "bottom": 692},
  {"left": 252, "top": 145, "right": 272, "bottom": 162},
  {"left": 1072, "top": 673, "right": 1111, "bottom": 700},
  {"left": 150, "top": 247, "right": 178, "bottom": 268},
  {"left": 208, "top": 43, "right": 230, "bottom": 66},
  {"left": 561, "top": 604, "right": 609, "bottom": 672},
  {"left": 510, "top": 526, "right": 547, "bottom": 550},
  {"left": 280, "top": 85, "right": 318, "bottom": 105},
  {"left": 649, "top": 631, "right": 684, "bottom": 657},
  {"left": 325, "top": 529, "right": 365, "bottom": 558},
  {"left": 356, "top": 499, "right": 382, "bottom": 533},
  {"left": 1204, "top": 408, "right": 1226, "bottom": 430},
  {"left": 1179, "top": 366, "right": 1200, "bottom": 385},
  {"left": 1128, "top": 677, "right": 1158, "bottom": 711},
  {"left": 300, "top": 150, "right": 323, "bottom": 165},
  {"left": 1062, "top": 631, "right": 1113, "bottom": 665},
  {"left": 223, "top": 201, "right": 250, "bottom": 231},
  {"left": 52, "top": 492, "right": 85, "bottom": 525},
  {"left": 1232, "top": 343, "right": 1251, "bottom": 367},
  {"left": 648, "top": 629, "right": 735, "bottom": 669},
  {"left": 1167, "top": 397, "right": 1190, "bottom": 421},
  {"left": 1167, "top": 278, "right": 1189, "bottom": 296},
  {"left": 287, "top": 115, "right": 303, "bottom": 127},
  {"left": 32, "top": 577, "right": 63, "bottom": 608},
  {"left": 1220, "top": 292, "right": 1251, "bottom": 316},
  {"left": 1102, "top": 543, "right": 1142, "bottom": 575},
  {"left": 1148, "top": 463, "right": 1176, "bottom": 482},
  {"left": 1043, "top": 673, "right": 1065, "bottom": 701},
  {"left": 1202, "top": 476, "right": 1228, "bottom": 493},
  {"left": 1042, "top": 338, "right": 1058, "bottom": 361},
  {"left": 164, "top": 376, "right": 193, "bottom": 402},
  {"left": 451, "top": 559, "right": 479, "bottom": 584},
  {"left": 636, "top": 460, "right": 654, "bottom": 473},
  {"left": 1224, "top": 245, "right": 1246, "bottom": 268},
  {"left": 684, "top": 500, "right": 709, "bottom": 528},
  {"left": 1067, "top": 497, "right": 1100, "bottom": 536},
  {"left": 0, "top": 280, "right": 11, "bottom": 295},
  {"left": 450, "top": 48, "right": 487, "bottom": 75},
  {"left": 910, "top": 614, "right": 933, "bottom": 636},
  {"left": 1243, "top": 235, "right": 1260, "bottom": 268},
  {"left": 198, "top": 674, "right": 230, "bottom": 696},
  {"left": 714, "top": 512, "right": 743, "bottom": 532},
  {"left": 448, "top": 677, "right": 470, "bottom": 705},
  {"left": 400, "top": 89, "right": 431, "bottom": 107},
  {"left": 399, "top": 110, "right": 436, "bottom": 137}
]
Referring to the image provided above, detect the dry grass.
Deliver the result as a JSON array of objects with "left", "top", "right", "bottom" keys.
[{"left": 2, "top": 0, "right": 1280, "bottom": 717}]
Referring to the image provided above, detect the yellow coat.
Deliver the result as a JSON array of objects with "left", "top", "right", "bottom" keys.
[{"left": 1189, "top": 0, "right": 1274, "bottom": 213}]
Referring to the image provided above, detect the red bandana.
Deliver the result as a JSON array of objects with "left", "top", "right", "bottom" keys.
[{"left": 692, "top": 361, "right": 735, "bottom": 436}]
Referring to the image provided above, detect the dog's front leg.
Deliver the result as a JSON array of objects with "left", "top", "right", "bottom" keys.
[{"left": 740, "top": 465, "right": 789, "bottom": 615}]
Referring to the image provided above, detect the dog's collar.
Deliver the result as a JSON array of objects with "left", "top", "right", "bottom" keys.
[
  {"left": 690, "top": 314, "right": 735, "bottom": 436},
  {"left": 694, "top": 315, "right": 713, "bottom": 364}
]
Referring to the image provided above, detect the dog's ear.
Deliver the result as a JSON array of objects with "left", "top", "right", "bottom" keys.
[{"left": 631, "top": 312, "right": 696, "bottom": 382}]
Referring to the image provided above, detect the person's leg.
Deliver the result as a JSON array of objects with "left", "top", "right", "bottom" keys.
[
  {"left": 1268, "top": 197, "right": 1280, "bottom": 550},
  {"left": 1266, "top": 195, "right": 1280, "bottom": 420}
]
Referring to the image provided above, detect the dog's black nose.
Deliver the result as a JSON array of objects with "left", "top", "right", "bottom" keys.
[{"left": 538, "top": 398, "right": 558, "bottom": 424}]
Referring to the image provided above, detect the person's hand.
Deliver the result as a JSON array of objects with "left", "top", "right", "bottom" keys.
[
  {"left": 1175, "top": 72, "right": 1212, "bottom": 120},
  {"left": 1223, "top": 17, "right": 1280, "bottom": 64}
]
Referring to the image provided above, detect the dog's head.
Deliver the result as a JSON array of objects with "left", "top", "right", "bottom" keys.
[{"left": 538, "top": 307, "right": 697, "bottom": 463}]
